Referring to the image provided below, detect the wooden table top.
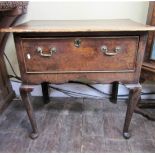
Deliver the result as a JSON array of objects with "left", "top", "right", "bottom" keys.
[{"left": 1, "top": 19, "right": 155, "bottom": 33}]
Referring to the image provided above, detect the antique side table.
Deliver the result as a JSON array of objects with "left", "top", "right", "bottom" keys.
[{"left": 1, "top": 19, "right": 154, "bottom": 139}]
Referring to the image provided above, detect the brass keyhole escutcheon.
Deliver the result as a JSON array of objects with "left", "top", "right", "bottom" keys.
[{"left": 74, "top": 38, "right": 81, "bottom": 48}]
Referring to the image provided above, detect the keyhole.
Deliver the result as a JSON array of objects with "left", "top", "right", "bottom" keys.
[{"left": 74, "top": 39, "right": 81, "bottom": 48}]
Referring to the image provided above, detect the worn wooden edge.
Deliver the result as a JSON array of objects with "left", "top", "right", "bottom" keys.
[
  {"left": 1, "top": 28, "right": 155, "bottom": 33},
  {"left": 1, "top": 19, "right": 155, "bottom": 33}
]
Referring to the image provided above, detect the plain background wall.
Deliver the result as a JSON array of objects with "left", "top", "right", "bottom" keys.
[{"left": 5, "top": 1, "right": 155, "bottom": 99}]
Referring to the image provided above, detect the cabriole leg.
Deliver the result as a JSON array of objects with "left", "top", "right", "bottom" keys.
[
  {"left": 123, "top": 84, "right": 142, "bottom": 139},
  {"left": 20, "top": 85, "right": 39, "bottom": 139}
]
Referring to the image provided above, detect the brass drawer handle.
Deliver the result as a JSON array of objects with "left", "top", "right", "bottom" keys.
[
  {"left": 37, "top": 47, "right": 56, "bottom": 57},
  {"left": 101, "top": 45, "right": 122, "bottom": 56}
]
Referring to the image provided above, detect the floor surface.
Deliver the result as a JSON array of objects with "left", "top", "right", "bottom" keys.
[{"left": 0, "top": 97, "right": 155, "bottom": 153}]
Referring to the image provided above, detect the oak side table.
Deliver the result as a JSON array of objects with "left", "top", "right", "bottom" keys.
[{"left": 1, "top": 19, "right": 154, "bottom": 139}]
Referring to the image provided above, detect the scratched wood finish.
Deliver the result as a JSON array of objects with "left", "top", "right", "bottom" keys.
[
  {"left": 21, "top": 36, "right": 139, "bottom": 73},
  {"left": 14, "top": 32, "right": 147, "bottom": 85},
  {"left": 1, "top": 19, "right": 155, "bottom": 33}
]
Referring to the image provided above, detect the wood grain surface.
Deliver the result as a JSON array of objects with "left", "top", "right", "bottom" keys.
[
  {"left": 1, "top": 19, "right": 155, "bottom": 33},
  {"left": 21, "top": 36, "right": 139, "bottom": 73},
  {"left": 14, "top": 32, "right": 147, "bottom": 84}
]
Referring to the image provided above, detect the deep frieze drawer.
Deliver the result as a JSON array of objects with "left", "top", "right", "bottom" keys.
[{"left": 21, "top": 36, "right": 139, "bottom": 74}]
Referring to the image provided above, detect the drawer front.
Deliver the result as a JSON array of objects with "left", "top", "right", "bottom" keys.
[{"left": 21, "top": 36, "right": 139, "bottom": 73}]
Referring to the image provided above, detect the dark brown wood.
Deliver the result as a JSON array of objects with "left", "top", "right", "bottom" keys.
[
  {"left": 110, "top": 81, "right": 119, "bottom": 104},
  {"left": 20, "top": 85, "right": 39, "bottom": 139},
  {"left": 0, "top": 2, "right": 28, "bottom": 113},
  {"left": 21, "top": 36, "right": 138, "bottom": 73},
  {"left": 3, "top": 19, "right": 152, "bottom": 139},
  {"left": 123, "top": 85, "right": 142, "bottom": 139},
  {"left": 138, "top": 101, "right": 155, "bottom": 109},
  {"left": 13, "top": 32, "right": 147, "bottom": 85},
  {"left": 41, "top": 82, "right": 50, "bottom": 104},
  {"left": 143, "top": 2, "right": 155, "bottom": 63},
  {"left": 141, "top": 1, "right": 155, "bottom": 75}
]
